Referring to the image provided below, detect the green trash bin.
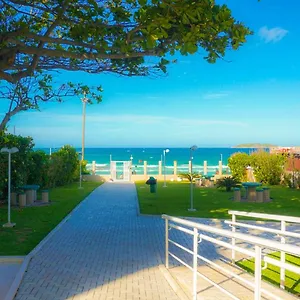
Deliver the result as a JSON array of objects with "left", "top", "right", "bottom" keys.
[{"left": 146, "top": 177, "right": 157, "bottom": 193}]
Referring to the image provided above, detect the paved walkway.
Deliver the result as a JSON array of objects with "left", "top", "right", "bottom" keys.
[
  {"left": 15, "top": 183, "right": 180, "bottom": 300},
  {"left": 14, "top": 182, "right": 300, "bottom": 300}
]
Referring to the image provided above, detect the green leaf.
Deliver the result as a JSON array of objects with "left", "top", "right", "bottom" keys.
[{"left": 138, "top": 0, "right": 147, "bottom": 6}]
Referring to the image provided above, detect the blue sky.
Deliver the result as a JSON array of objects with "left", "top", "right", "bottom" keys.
[{"left": 2, "top": 0, "right": 300, "bottom": 148}]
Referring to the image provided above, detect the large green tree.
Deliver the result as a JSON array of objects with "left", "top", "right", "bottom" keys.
[{"left": 0, "top": 0, "right": 251, "bottom": 129}]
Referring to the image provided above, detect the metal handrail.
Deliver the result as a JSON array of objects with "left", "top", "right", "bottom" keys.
[
  {"left": 225, "top": 220, "right": 300, "bottom": 239},
  {"left": 227, "top": 210, "right": 300, "bottom": 291},
  {"left": 162, "top": 214, "right": 300, "bottom": 300},
  {"left": 228, "top": 210, "right": 300, "bottom": 223},
  {"left": 162, "top": 215, "right": 300, "bottom": 256}
]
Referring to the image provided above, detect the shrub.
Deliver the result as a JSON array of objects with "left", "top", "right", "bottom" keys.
[
  {"left": 0, "top": 133, "right": 34, "bottom": 198},
  {"left": 27, "top": 150, "right": 50, "bottom": 187},
  {"left": 251, "top": 151, "right": 286, "bottom": 185},
  {"left": 228, "top": 152, "right": 251, "bottom": 181},
  {"left": 48, "top": 145, "right": 79, "bottom": 187},
  {"left": 216, "top": 176, "right": 240, "bottom": 192},
  {"left": 179, "top": 172, "right": 201, "bottom": 182}
]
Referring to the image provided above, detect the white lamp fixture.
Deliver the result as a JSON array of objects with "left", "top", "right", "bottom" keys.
[
  {"left": 188, "top": 145, "right": 198, "bottom": 212},
  {"left": 1, "top": 147, "right": 19, "bottom": 228},
  {"left": 163, "top": 148, "right": 170, "bottom": 187}
]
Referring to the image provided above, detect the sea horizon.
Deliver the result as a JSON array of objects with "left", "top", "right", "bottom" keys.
[{"left": 38, "top": 147, "right": 261, "bottom": 176}]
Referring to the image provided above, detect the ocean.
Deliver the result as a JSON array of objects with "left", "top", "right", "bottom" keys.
[{"left": 44, "top": 147, "right": 256, "bottom": 176}]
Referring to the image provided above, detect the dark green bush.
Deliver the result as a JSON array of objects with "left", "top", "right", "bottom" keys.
[
  {"left": 0, "top": 132, "right": 81, "bottom": 197},
  {"left": 0, "top": 133, "right": 34, "bottom": 198},
  {"left": 216, "top": 176, "right": 240, "bottom": 192},
  {"left": 48, "top": 145, "right": 79, "bottom": 187},
  {"left": 27, "top": 150, "right": 50, "bottom": 187}
]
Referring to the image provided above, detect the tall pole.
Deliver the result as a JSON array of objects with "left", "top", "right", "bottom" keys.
[
  {"left": 163, "top": 150, "right": 166, "bottom": 187},
  {"left": 188, "top": 145, "right": 197, "bottom": 212},
  {"left": 8, "top": 152, "right": 11, "bottom": 224},
  {"left": 79, "top": 160, "right": 82, "bottom": 189},
  {"left": 81, "top": 99, "right": 86, "bottom": 161},
  {"left": 189, "top": 149, "right": 195, "bottom": 211},
  {"left": 79, "top": 152, "right": 83, "bottom": 189},
  {"left": 1, "top": 147, "right": 18, "bottom": 228}
]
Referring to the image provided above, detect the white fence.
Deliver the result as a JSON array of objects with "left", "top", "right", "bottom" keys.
[
  {"left": 226, "top": 210, "right": 300, "bottom": 290},
  {"left": 162, "top": 213, "right": 300, "bottom": 300}
]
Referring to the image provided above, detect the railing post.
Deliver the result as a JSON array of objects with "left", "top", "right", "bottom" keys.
[
  {"left": 231, "top": 213, "right": 236, "bottom": 263},
  {"left": 165, "top": 219, "right": 169, "bottom": 269},
  {"left": 193, "top": 228, "right": 198, "bottom": 300},
  {"left": 254, "top": 245, "right": 262, "bottom": 300},
  {"left": 280, "top": 220, "right": 286, "bottom": 289}
]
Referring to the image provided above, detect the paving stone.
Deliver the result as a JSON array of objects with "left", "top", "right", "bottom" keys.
[
  {"left": 14, "top": 182, "right": 300, "bottom": 300},
  {"left": 14, "top": 183, "right": 180, "bottom": 300}
]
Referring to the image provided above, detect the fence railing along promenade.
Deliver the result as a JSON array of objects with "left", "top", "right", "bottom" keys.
[
  {"left": 87, "top": 159, "right": 229, "bottom": 177},
  {"left": 162, "top": 212, "right": 300, "bottom": 300}
]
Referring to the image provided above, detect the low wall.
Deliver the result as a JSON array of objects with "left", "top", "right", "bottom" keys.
[
  {"left": 82, "top": 175, "right": 109, "bottom": 182},
  {"left": 83, "top": 174, "right": 181, "bottom": 183}
]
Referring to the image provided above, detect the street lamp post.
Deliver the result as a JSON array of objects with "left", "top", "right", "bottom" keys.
[
  {"left": 81, "top": 94, "right": 89, "bottom": 161},
  {"left": 78, "top": 152, "right": 83, "bottom": 189},
  {"left": 1, "top": 147, "right": 19, "bottom": 227},
  {"left": 188, "top": 145, "right": 198, "bottom": 212},
  {"left": 163, "top": 149, "right": 170, "bottom": 187}
]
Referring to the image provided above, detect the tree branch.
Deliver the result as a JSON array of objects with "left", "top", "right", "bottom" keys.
[{"left": 0, "top": 104, "right": 24, "bottom": 132}]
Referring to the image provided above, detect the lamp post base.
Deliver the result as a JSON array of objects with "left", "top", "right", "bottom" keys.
[
  {"left": 163, "top": 185, "right": 167, "bottom": 188},
  {"left": 78, "top": 186, "right": 84, "bottom": 190},
  {"left": 3, "top": 222, "right": 16, "bottom": 228},
  {"left": 188, "top": 208, "right": 197, "bottom": 212}
]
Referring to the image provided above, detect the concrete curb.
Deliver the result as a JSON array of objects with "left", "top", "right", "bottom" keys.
[
  {"left": 134, "top": 184, "right": 141, "bottom": 216},
  {"left": 4, "top": 184, "right": 104, "bottom": 300}
]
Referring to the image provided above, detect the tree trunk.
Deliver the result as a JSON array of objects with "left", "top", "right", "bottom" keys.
[{"left": 0, "top": 106, "right": 23, "bottom": 132}]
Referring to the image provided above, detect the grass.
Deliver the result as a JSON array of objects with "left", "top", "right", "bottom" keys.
[
  {"left": 0, "top": 181, "right": 101, "bottom": 255},
  {"left": 136, "top": 181, "right": 300, "bottom": 219},
  {"left": 237, "top": 252, "right": 300, "bottom": 295}
]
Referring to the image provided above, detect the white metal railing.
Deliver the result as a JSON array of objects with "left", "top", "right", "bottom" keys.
[
  {"left": 162, "top": 214, "right": 300, "bottom": 300},
  {"left": 227, "top": 210, "right": 300, "bottom": 290}
]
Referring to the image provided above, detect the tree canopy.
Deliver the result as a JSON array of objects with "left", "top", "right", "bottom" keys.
[{"left": 0, "top": 0, "right": 252, "bottom": 130}]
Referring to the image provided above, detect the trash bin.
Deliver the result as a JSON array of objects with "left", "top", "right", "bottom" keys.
[{"left": 146, "top": 177, "right": 157, "bottom": 193}]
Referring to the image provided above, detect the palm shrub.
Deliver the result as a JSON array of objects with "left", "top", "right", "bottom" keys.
[
  {"left": 216, "top": 176, "right": 240, "bottom": 192},
  {"left": 179, "top": 172, "right": 201, "bottom": 182}
]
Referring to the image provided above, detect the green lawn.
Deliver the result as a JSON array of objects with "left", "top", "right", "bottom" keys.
[
  {"left": 0, "top": 181, "right": 101, "bottom": 255},
  {"left": 237, "top": 252, "right": 300, "bottom": 295},
  {"left": 136, "top": 181, "right": 300, "bottom": 219}
]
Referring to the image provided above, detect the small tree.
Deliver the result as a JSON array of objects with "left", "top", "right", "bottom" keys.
[
  {"left": 0, "top": 0, "right": 251, "bottom": 128},
  {"left": 228, "top": 152, "right": 251, "bottom": 181},
  {"left": 250, "top": 151, "right": 286, "bottom": 185}
]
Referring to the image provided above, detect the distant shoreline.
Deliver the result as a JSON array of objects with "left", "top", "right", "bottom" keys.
[{"left": 232, "top": 144, "right": 277, "bottom": 148}]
